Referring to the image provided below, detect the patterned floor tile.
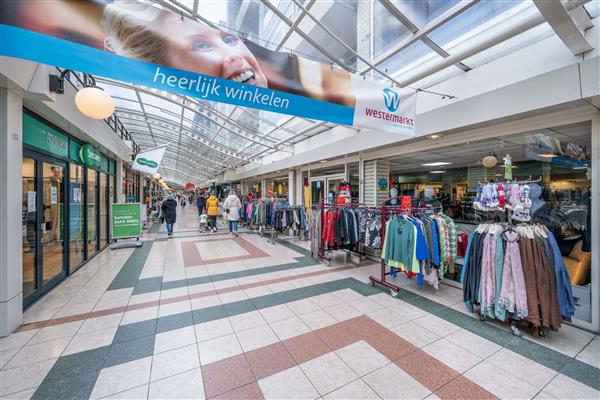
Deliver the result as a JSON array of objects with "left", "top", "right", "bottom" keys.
[{"left": 201, "top": 354, "right": 255, "bottom": 398}]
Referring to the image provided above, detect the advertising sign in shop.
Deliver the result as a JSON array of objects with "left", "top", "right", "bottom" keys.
[
  {"left": 132, "top": 145, "right": 167, "bottom": 175},
  {"left": 23, "top": 113, "right": 68, "bottom": 158},
  {"left": 79, "top": 144, "right": 102, "bottom": 168},
  {"left": 0, "top": 1, "right": 416, "bottom": 135},
  {"left": 111, "top": 203, "right": 141, "bottom": 239}
]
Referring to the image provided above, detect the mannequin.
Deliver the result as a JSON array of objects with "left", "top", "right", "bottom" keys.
[
  {"left": 385, "top": 187, "right": 399, "bottom": 206},
  {"left": 528, "top": 183, "right": 544, "bottom": 216}
]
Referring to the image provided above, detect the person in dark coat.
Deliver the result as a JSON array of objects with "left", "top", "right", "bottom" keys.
[
  {"left": 161, "top": 194, "right": 178, "bottom": 236},
  {"left": 197, "top": 192, "right": 206, "bottom": 216}
]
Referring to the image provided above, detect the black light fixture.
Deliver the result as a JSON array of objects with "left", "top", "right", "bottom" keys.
[{"left": 49, "top": 69, "right": 115, "bottom": 119}]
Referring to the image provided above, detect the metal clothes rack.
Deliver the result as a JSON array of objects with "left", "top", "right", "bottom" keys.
[
  {"left": 318, "top": 202, "right": 368, "bottom": 266},
  {"left": 369, "top": 200, "right": 440, "bottom": 296}
]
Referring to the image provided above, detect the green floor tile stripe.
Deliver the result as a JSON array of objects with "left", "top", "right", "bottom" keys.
[
  {"left": 131, "top": 253, "right": 317, "bottom": 295},
  {"left": 147, "top": 222, "right": 161, "bottom": 233},
  {"left": 107, "top": 240, "right": 154, "bottom": 290},
  {"left": 371, "top": 282, "right": 600, "bottom": 391},
  {"left": 32, "top": 277, "right": 376, "bottom": 400}
]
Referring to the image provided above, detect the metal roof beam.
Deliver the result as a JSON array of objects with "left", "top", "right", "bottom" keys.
[{"left": 533, "top": 0, "right": 594, "bottom": 55}]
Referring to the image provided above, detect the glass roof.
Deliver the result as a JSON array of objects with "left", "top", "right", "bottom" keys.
[{"left": 90, "top": 0, "right": 592, "bottom": 185}]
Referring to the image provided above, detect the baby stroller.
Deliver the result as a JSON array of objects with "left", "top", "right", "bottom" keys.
[{"left": 199, "top": 213, "right": 208, "bottom": 232}]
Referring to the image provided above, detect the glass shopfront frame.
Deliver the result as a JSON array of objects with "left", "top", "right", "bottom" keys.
[
  {"left": 21, "top": 110, "right": 116, "bottom": 307},
  {"left": 382, "top": 117, "right": 597, "bottom": 330}
]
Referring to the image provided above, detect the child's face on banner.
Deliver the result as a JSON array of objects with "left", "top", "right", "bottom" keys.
[{"left": 160, "top": 14, "right": 268, "bottom": 87}]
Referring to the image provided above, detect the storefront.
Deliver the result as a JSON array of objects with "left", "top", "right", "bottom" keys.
[
  {"left": 380, "top": 119, "right": 595, "bottom": 327},
  {"left": 122, "top": 163, "right": 141, "bottom": 203},
  {"left": 306, "top": 163, "right": 358, "bottom": 206},
  {"left": 21, "top": 110, "right": 116, "bottom": 307}
]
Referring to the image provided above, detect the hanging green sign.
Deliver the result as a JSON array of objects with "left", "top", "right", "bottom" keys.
[
  {"left": 23, "top": 113, "right": 69, "bottom": 158},
  {"left": 111, "top": 203, "right": 141, "bottom": 239},
  {"left": 79, "top": 144, "right": 102, "bottom": 168}
]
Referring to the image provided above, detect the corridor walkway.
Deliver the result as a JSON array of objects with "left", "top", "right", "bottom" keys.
[{"left": 1, "top": 206, "right": 598, "bottom": 399}]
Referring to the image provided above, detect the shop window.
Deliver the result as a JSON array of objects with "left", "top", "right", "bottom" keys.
[{"left": 69, "top": 164, "right": 85, "bottom": 271}]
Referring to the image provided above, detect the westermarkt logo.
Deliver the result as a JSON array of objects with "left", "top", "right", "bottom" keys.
[
  {"left": 136, "top": 158, "right": 158, "bottom": 168},
  {"left": 382, "top": 88, "right": 401, "bottom": 113}
]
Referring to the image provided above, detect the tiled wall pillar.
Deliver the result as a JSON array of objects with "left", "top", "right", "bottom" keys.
[
  {"left": 116, "top": 160, "right": 124, "bottom": 202},
  {"left": 0, "top": 89, "right": 24, "bottom": 336},
  {"left": 288, "top": 170, "right": 295, "bottom": 206}
]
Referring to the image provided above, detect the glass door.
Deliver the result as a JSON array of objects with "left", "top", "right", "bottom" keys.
[
  {"left": 69, "top": 164, "right": 85, "bottom": 271},
  {"left": 22, "top": 154, "right": 66, "bottom": 306},
  {"left": 99, "top": 172, "right": 108, "bottom": 249},
  {"left": 310, "top": 180, "right": 325, "bottom": 204},
  {"left": 87, "top": 169, "right": 97, "bottom": 256},
  {"left": 22, "top": 158, "right": 37, "bottom": 299}
]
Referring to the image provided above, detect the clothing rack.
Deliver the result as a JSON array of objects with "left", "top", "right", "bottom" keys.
[
  {"left": 318, "top": 202, "right": 368, "bottom": 266},
  {"left": 369, "top": 201, "right": 441, "bottom": 296}
]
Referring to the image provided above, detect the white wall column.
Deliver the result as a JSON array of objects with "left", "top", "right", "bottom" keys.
[
  {"left": 116, "top": 160, "right": 124, "bottom": 202},
  {"left": 261, "top": 178, "right": 266, "bottom": 198},
  {"left": 295, "top": 168, "right": 303, "bottom": 207},
  {"left": 589, "top": 113, "right": 600, "bottom": 332},
  {"left": 0, "top": 89, "right": 24, "bottom": 336},
  {"left": 288, "top": 170, "right": 295, "bottom": 205}
]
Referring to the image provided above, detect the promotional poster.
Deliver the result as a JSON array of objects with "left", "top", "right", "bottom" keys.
[{"left": 0, "top": 0, "right": 416, "bottom": 135}]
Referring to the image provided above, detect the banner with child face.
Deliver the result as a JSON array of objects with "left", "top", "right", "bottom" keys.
[{"left": 0, "top": 1, "right": 416, "bottom": 135}]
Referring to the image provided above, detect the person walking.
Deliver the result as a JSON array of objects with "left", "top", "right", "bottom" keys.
[
  {"left": 223, "top": 190, "right": 242, "bottom": 236},
  {"left": 161, "top": 194, "right": 177, "bottom": 236},
  {"left": 196, "top": 191, "right": 206, "bottom": 216},
  {"left": 206, "top": 192, "right": 219, "bottom": 233}
]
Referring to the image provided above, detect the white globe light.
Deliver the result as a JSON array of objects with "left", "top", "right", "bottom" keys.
[
  {"left": 482, "top": 154, "right": 498, "bottom": 168},
  {"left": 153, "top": 173, "right": 161, "bottom": 180},
  {"left": 75, "top": 87, "right": 115, "bottom": 119}
]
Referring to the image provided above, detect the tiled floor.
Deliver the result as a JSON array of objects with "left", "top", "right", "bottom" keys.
[{"left": 1, "top": 206, "right": 598, "bottom": 400}]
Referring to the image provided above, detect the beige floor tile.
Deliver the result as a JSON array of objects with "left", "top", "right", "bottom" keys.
[
  {"left": 413, "top": 314, "right": 460, "bottom": 337},
  {"left": 270, "top": 316, "right": 311, "bottom": 341},
  {"left": 487, "top": 348, "right": 557, "bottom": 389},
  {"left": 0, "top": 347, "right": 20, "bottom": 370},
  {"left": 543, "top": 373, "right": 599, "bottom": 400},
  {"left": 5, "top": 337, "right": 70, "bottom": 369},
  {"left": 0, "top": 330, "right": 38, "bottom": 351},
  {"left": 91, "top": 356, "right": 152, "bottom": 399},
  {"left": 154, "top": 326, "right": 196, "bottom": 354},
  {"left": 366, "top": 309, "right": 408, "bottom": 329},
  {"left": 190, "top": 295, "right": 221, "bottom": 310},
  {"left": 336, "top": 341, "right": 389, "bottom": 377},
  {"left": 259, "top": 304, "right": 295, "bottom": 323},
  {"left": 197, "top": 333, "right": 242, "bottom": 365},
  {"left": 236, "top": 324, "right": 279, "bottom": 352},
  {"left": 347, "top": 298, "right": 384, "bottom": 314},
  {"left": 299, "top": 310, "right": 338, "bottom": 331},
  {"left": 445, "top": 328, "right": 502, "bottom": 358},
  {"left": 28, "top": 320, "right": 84, "bottom": 345},
  {"left": 79, "top": 313, "right": 124, "bottom": 334},
  {"left": 0, "top": 359, "right": 57, "bottom": 395},
  {"left": 324, "top": 304, "right": 362, "bottom": 322},
  {"left": 63, "top": 327, "right": 118, "bottom": 356},
  {"left": 103, "top": 384, "right": 149, "bottom": 399},
  {"left": 194, "top": 318, "right": 234, "bottom": 342},
  {"left": 363, "top": 362, "right": 431, "bottom": 400},
  {"left": 422, "top": 338, "right": 481, "bottom": 373},
  {"left": 228, "top": 311, "right": 266, "bottom": 332},
  {"left": 300, "top": 352, "right": 359, "bottom": 396},
  {"left": 463, "top": 360, "right": 538, "bottom": 400},
  {"left": 150, "top": 344, "right": 200, "bottom": 382},
  {"left": 121, "top": 306, "right": 159, "bottom": 325},
  {"left": 323, "top": 378, "right": 380, "bottom": 400},
  {"left": 148, "top": 368, "right": 204, "bottom": 399},
  {"left": 287, "top": 299, "right": 321, "bottom": 316},
  {"left": 258, "top": 366, "right": 319, "bottom": 400},
  {"left": 391, "top": 321, "right": 440, "bottom": 348}
]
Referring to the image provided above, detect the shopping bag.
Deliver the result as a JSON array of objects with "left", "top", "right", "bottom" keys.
[{"left": 199, "top": 214, "right": 208, "bottom": 224}]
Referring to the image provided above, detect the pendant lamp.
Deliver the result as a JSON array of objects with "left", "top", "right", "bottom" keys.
[{"left": 481, "top": 151, "right": 498, "bottom": 168}]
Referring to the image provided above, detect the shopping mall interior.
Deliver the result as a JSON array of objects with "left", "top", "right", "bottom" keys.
[{"left": 0, "top": 1, "right": 599, "bottom": 399}]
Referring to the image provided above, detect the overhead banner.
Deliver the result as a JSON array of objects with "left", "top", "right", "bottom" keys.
[
  {"left": 0, "top": 1, "right": 416, "bottom": 136},
  {"left": 131, "top": 145, "right": 166, "bottom": 175}
]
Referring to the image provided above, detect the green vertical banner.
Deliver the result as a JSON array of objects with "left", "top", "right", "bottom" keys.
[{"left": 111, "top": 203, "right": 141, "bottom": 239}]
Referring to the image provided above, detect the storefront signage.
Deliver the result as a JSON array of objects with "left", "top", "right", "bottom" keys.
[
  {"left": 132, "top": 145, "right": 166, "bottom": 175},
  {"left": 111, "top": 203, "right": 141, "bottom": 239},
  {"left": 79, "top": 144, "right": 102, "bottom": 168},
  {"left": 23, "top": 113, "right": 69, "bottom": 158},
  {"left": 1, "top": 3, "right": 416, "bottom": 135}
]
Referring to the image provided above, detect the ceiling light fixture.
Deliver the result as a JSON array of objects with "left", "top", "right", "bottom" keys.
[
  {"left": 537, "top": 153, "right": 558, "bottom": 158},
  {"left": 430, "top": 170, "right": 446, "bottom": 174},
  {"left": 481, "top": 151, "right": 498, "bottom": 168},
  {"left": 421, "top": 162, "right": 451, "bottom": 167},
  {"left": 429, "top": 134, "right": 442, "bottom": 139},
  {"left": 49, "top": 70, "right": 115, "bottom": 119}
]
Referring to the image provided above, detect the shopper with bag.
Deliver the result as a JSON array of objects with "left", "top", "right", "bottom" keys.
[
  {"left": 206, "top": 192, "right": 219, "bottom": 233},
  {"left": 223, "top": 190, "right": 242, "bottom": 236},
  {"left": 161, "top": 194, "right": 178, "bottom": 236}
]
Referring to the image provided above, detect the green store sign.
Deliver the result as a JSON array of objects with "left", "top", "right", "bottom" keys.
[
  {"left": 23, "top": 113, "right": 69, "bottom": 158},
  {"left": 79, "top": 144, "right": 102, "bottom": 168},
  {"left": 135, "top": 157, "right": 158, "bottom": 168}
]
